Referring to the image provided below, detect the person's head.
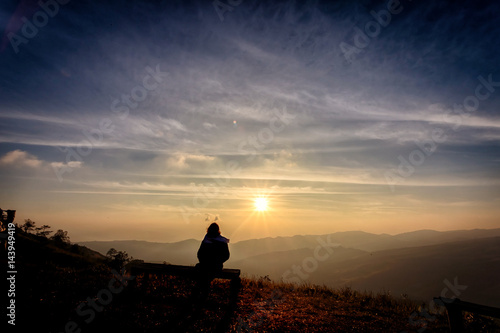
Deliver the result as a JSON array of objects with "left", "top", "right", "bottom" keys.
[{"left": 207, "top": 222, "right": 220, "bottom": 237}]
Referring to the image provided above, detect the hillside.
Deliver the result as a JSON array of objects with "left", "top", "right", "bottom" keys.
[
  {"left": 14, "top": 227, "right": 106, "bottom": 265},
  {"left": 5, "top": 229, "right": 112, "bottom": 331},
  {"left": 8, "top": 227, "right": 500, "bottom": 332}
]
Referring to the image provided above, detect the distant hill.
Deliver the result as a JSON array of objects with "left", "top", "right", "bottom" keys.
[
  {"left": 231, "top": 235, "right": 500, "bottom": 307},
  {"left": 231, "top": 228, "right": 500, "bottom": 259},
  {"left": 392, "top": 228, "right": 500, "bottom": 245},
  {"left": 231, "top": 246, "right": 368, "bottom": 279},
  {"left": 307, "top": 236, "right": 500, "bottom": 307},
  {"left": 79, "top": 228, "right": 500, "bottom": 263}
]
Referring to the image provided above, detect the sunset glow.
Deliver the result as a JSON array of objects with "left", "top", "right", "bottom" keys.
[
  {"left": 0, "top": 1, "right": 499, "bottom": 244},
  {"left": 254, "top": 197, "right": 269, "bottom": 212}
]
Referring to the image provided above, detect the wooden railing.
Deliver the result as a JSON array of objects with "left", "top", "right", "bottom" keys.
[{"left": 434, "top": 297, "right": 500, "bottom": 332}]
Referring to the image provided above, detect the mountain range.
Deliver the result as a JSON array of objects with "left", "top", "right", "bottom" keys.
[{"left": 80, "top": 228, "right": 500, "bottom": 307}]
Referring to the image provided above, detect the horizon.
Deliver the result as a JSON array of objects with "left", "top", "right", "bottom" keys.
[
  {"left": 1, "top": 0, "right": 500, "bottom": 244},
  {"left": 76, "top": 226, "right": 500, "bottom": 244}
]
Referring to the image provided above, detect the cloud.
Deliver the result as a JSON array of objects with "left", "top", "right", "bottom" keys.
[
  {"left": 203, "top": 122, "right": 217, "bottom": 130},
  {"left": 50, "top": 161, "right": 82, "bottom": 169},
  {"left": 262, "top": 150, "right": 298, "bottom": 169},
  {"left": 167, "top": 153, "right": 216, "bottom": 170},
  {"left": 0, "top": 150, "right": 43, "bottom": 168},
  {"left": 0, "top": 150, "right": 82, "bottom": 183}
]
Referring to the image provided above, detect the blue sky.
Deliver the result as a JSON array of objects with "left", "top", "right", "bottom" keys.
[{"left": 0, "top": 0, "right": 499, "bottom": 242}]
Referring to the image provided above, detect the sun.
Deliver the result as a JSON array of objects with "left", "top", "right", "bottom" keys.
[{"left": 254, "top": 197, "right": 268, "bottom": 212}]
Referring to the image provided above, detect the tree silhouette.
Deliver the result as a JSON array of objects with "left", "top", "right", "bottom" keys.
[
  {"left": 35, "top": 225, "right": 52, "bottom": 238},
  {"left": 51, "top": 229, "right": 70, "bottom": 244},
  {"left": 106, "top": 248, "right": 131, "bottom": 269},
  {"left": 106, "top": 248, "right": 118, "bottom": 258},
  {"left": 22, "top": 219, "right": 36, "bottom": 233}
]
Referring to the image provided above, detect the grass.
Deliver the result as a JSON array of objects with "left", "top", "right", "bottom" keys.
[{"left": 230, "top": 278, "right": 447, "bottom": 332}]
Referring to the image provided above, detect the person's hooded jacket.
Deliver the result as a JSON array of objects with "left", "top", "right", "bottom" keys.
[{"left": 197, "top": 233, "right": 230, "bottom": 271}]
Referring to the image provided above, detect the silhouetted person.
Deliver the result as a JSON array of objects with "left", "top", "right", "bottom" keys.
[{"left": 195, "top": 223, "right": 230, "bottom": 300}]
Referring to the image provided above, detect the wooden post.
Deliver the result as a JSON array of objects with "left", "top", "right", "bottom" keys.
[
  {"left": 230, "top": 277, "right": 241, "bottom": 304},
  {"left": 6, "top": 210, "right": 16, "bottom": 224},
  {"left": 446, "top": 302, "right": 464, "bottom": 333},
  {"left": 0, "top": 209, "right": 15, "bottom": 249},
  {"left": 0, "top": 208, "right": 4, "bottom": 233}
]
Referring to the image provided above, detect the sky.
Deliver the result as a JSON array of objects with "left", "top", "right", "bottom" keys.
[{"left": 0, "top": 0, "right": 499, "bottom": 243}]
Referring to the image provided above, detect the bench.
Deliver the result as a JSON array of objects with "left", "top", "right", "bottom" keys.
[
  {"left": 434, "top": 297, "right": 500, "bottom": 332},
  {"left": 126, "top": 262, "right": 241, "bottom": 301}
]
